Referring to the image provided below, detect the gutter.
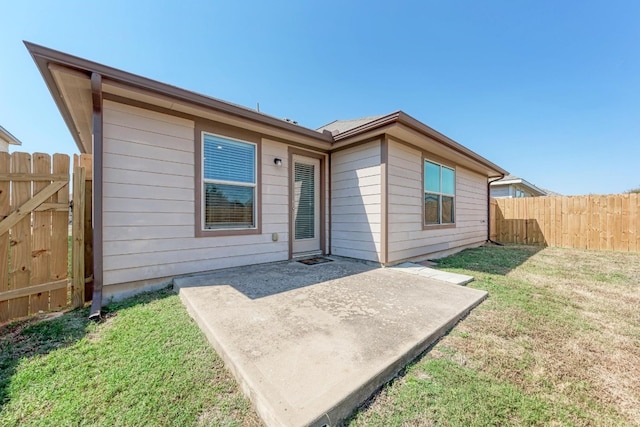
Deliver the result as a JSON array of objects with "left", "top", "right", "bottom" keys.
[{"left": 487, "top": 174, "right": 505, "bottom": 245}]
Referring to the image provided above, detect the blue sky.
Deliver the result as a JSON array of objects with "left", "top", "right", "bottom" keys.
[{"left": 1, "top": 1, "right": 638, "bottom": 195}]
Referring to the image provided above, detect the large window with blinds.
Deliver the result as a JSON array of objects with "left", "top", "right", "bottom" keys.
[
  {"left": 202, "top": 133, "right": 257, "bottom": 230},
  {"left": 424, "top": 160, "right": 455, "bottom": 225}
]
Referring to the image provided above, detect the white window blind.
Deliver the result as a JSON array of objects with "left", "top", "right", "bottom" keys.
[
  {"left": 203, "top": 133, "right": 256, "bottom": 229},
  {"left": 294, "top": 162, "right": 315, "bottom": 239}
]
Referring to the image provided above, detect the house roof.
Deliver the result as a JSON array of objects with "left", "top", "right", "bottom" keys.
[
  {"left": 25, "top": 41, "right": 507, "bottom": 177},
  {"left": 25, "top": 41, "right": 333, "bottom": 154},
  {"left": 319, "top": 112, "right": 507, "bottom": 176},
  {"left": 537, "top": 187, "right": 562, "bottom": 197},
  {"left": 317, "top": 116, "right": 385, "bottom": 135},
  {"left": 0, "top": 125, "right": 22, "bottom": 146},
  {"left": 490, "top": 174, "right": 547, "bottom": 196}
]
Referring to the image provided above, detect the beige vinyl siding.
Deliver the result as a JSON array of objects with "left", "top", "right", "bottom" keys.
[
  {"left": 387, "top": 140, "right": 487, "bottom": 262},
  {"left": 331, "top": 140, "right": 382, "bottom": 262},
  {"left": 102, "top": 101, "right": 290, "bottom": 287},
  {"left": 490, "top": 185, "right": 511, "bottom": 198}
]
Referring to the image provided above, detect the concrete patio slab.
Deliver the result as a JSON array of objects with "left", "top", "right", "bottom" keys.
[{"left": 175, "top": 257, "right": 486, "bottom": 426}]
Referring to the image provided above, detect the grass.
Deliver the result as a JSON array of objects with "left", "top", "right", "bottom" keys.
[
  {"left": 349, "top": 245, "right": 640, "bottom": 426},
  {"left": 1, "top": 245, "right": 639, "bottom": 426},
  {"left": 0, "top": 288, "right": 260, "bottom": 426}
]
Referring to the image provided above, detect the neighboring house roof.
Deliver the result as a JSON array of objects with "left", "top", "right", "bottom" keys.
[
  {"left": 317, "top": 116, "right": 384, "bottom": 135},
  {"left": 490, "top": 174, "right": 546, "bottom": 196},
  {"left": 0, "top": 125, "right": 23, "bottom": 146},
  {"left": 25, "top": 41, "right": 507, "bottom": 177},
  {"left": 538, "top": 187, "right": 562, "bottom": 197}
]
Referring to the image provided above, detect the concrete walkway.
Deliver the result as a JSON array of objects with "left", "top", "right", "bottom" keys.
[
  {"left": 388, "top": 262, "right": 475, "bottom": 285},
  {"left": 175, "top": 257, "right": 486, "bottom": 426}
]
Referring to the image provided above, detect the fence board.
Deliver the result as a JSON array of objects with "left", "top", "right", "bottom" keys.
[
  {"left": 489, "top": 199, "right": 497, "bottom": 240},
  {"left": 50, "top": 154, "right": 70, "bottom": 310},
  {"left": 493, "top": 194, "right": 640, "bottom": 253},
  {"left": 561, "top": 197, "right": 569, "bottom": 248},
  {"left": 30, "top": 153, "right": 52, "bottom": 313},
  {"left": 517, "top": 198, "right": 525, "bottom": 243},
  {"left": 0, "top": 153, "right": 9, "bottom": 322},
  {"left": 599, "top": 196, "right": 607, "bottom": 250},
  {"left": 620, "top": 195, "right": 629, "bottom": 252},
  {"left": 609, "top": 195, "right": 617, "bottom": 248},
  {"left": 9, "top": 153, "right": 32, "bottom": 319},
  {"left": 588, "top": 196, "right": 598, "bottom": 251},
  {"left": 630, "top": 194, "right": 638, "bottom": 252},
  {"left": 548, "top": 197, "right": 556, "bottom": 246},
  {"left": 578, "top": 197, "right": 587, "bottom": 249},
  {"left": 527, "top": 198, "right": 534, "bottom": 243}
]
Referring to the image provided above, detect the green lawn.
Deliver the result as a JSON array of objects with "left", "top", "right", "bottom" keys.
[
  {"left": 0, "top": 289, "right": 260, "bottom": 426},
  {"left": 1, "top": 245, "right": 639, "bottom": 426}
]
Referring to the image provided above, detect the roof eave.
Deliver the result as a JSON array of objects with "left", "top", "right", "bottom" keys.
[
  {"left": 24, "top": 41, "right": 333, "bottom": 154},
  {"left": 491, "top": 179, "right": 522, "bottom": 186},
  {"left": 333, "top": 110, "right": 507, "bottom": 177},
  {"left": 519, "top": 179, "right": 546, "bottom": 195},
  {"left": 396, "top": 112, "right": 507, "bottom": 176},
  {"left": 492, "top": 179, "right": 546, "bottom": 195},
  {"left": 0, "top": 126, "right": 22, "bottom": 146}
]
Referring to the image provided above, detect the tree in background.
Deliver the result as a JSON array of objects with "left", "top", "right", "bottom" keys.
[{"left": 626, "top": 186, "right": 640, "bottom": 194}]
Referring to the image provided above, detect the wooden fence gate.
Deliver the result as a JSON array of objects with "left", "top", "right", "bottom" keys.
[{"left": 0, "top": 152, "right": 91, "bottom": 323}]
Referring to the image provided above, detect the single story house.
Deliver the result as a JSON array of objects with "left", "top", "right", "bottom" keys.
[
  {"left": 490, "top": 174, "right": 546, "bottom": 198},
  {"left": 0, "top": 125, "right": 22, "bottom": 152},
  {"left": 26, "top": 42, "right": 507, "bottom": 313}
]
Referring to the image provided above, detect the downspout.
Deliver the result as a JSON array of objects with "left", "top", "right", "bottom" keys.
[
  {"left": 487, "top": 174, "right": 505, "bottom": 245},
  {"left": 89, "top": 72, "right": 104, "bottom": 320},
  {"left": 327, "top": 153, "right": 332, "bottom": 255}
]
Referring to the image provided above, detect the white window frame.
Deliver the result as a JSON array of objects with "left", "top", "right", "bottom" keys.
[
  {"left": 201, "top": 132, "right": 258, "bottom": 231},
  {"left": 424, "top": 159, "right": 456, "bottom": 226}
]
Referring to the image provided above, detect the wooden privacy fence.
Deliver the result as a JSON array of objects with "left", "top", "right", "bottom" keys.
[
  {"left": 0, "top": 152, "right": 91, "bottom": 323},
  {"left": 492, "top": 194, "right": 640, "bottom": 252}
]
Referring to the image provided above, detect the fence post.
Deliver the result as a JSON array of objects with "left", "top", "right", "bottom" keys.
[
  {"left": 71, "top": 165, "right": 86, "bottom": 308},
  {"left": 0, "top": 153, "right": 9, "bottom": 323}
]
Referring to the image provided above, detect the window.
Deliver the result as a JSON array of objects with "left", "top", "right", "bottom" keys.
[
  {"left": 424, "top": 160, "right": 455, "bottom": 225},
  {"left": 202, "top": 133, "right": 256, "bottom": 230}
]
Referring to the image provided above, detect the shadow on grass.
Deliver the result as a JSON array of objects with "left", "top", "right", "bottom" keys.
[
  {"left": 0, "top": 287, "right": 173, "bottom": 411},
  {"left": 434, "top": 244, "right": 544, "bottom": 276}
]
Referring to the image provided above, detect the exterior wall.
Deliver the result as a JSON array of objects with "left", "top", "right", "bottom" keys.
[
  {"left": 490, "top": 184, "right": 511, "bottom": 198},
  {"left": 387, "top": 139, "right": 487, "bottom": 263},
  {"left": 102, "top": 100, "right": 320, "bottom": 295},
  {"left": 0, "top": 140, "right": 8, "bottom": 153},
  {"left": 330, "top": 140, "right": 382, "bottom": 262},
  {"left": 491, "top": 183, "right": 541, "bottom": 198}
]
